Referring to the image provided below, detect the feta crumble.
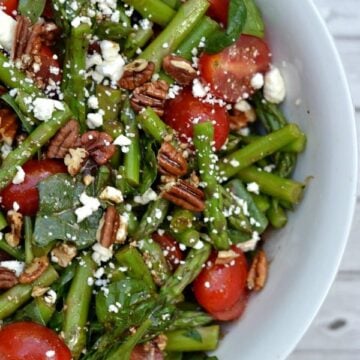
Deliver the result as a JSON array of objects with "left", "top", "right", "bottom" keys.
[
  {"left": 247, "top": 182, "right": 260, "bottom": 195},
  {"left": 33, "top": 98, "right": 65, "bottom": 122},
  {"left": 75, "top": 192, "right": 101, "bottom": 223},
  {"left": 12, "top": 166, "right": 25, "bottom": 185},
  {"left": 263, "top": 67, "right": 286, "bottom": 104}
]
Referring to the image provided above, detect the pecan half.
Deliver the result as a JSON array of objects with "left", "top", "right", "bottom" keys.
[
  {"left": 119, "top": 59, "right": 155, "bottom": 90},
  {"left": 98, "top": 206, "right": 120, "bottom": 248},
  {"left": 157, "top": 142, "right": 188, "bottom": 177},
  {"left": 19, "top": 256, "right": 49, "bottom": 284},
  {"left": 0, "top": 267, "right": 18, "bottom": 290},
  {"left": 215, "top": 249, "right": 240, "bottom": 265},
  {"left": 247, "top": 249, "right": 268, "bottom": 292},
  {"left": 81, "top": 131, "right": 116, "bottom": 165},
  {"left": 5, "top": 210, "right": 23, "bottom": 248},
  {"left": 131, "top": 80, "right": 169, "bottom": 116},
  {"left": 162, "top": 179, "right": 205, "bottom": 212},
  {"left": 47, "top": 120, "right": 80, "bottom": 159},
  {"left": 163, "top": 55, "right": 197, "bottom": 86},
  {"left": 0, "top": 109, "right": 18, "bottom": 145},
  {"left": 229, "top": 101, "right": 256, "bottom": 131},
  {"left": 131, "top": 344, "right": 164, "bottom": 360},
  {"left": 51, "top": 243, "right": 77, "bottom": 268},
  {"left": 64, "top": 148, "right": 88, "bottom": 176}
]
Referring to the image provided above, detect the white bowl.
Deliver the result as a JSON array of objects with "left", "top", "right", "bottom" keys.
[{"left": 214, "top": 0, "right": 358, "bottom": 359}]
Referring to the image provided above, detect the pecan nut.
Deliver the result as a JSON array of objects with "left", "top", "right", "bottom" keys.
[
  {"left": 247, "top": 249, "right": 268, "bottom": 292},
  {"left": 157, "top": 142, "right": 188, "bottom": 177},
  {"left": 119, "top": 59, "right": 155, "bottom": 90},
  {"left": 64, "top": 148, "right": 89, "bottom": 176},
  {"left": 215, "top": 249, "right": 240, "bottom": 265},
  {"left": 0, "top": 109, "right": 18, "bottom": 145},
  {"left": 0, "top": 267, "right": 18, "bottom": 290},
  {"left": 19, "top": 256, "right": 49, "bottom": 284},
  {"left": 81, "top": 131, "right": 116, "bottom": 165},
  {"left": 98, "top": 206, "right": 120, "bottom": 248},
  {"left": 131, "top": 80, "right": 169, "bottom": 116},
  {"left": 51, "top": 243, "right": 77, "bottom": 268},
  {"left": 229, "top": 101, "right": 256, "bottom": 131},
  {"left": 161, "top": 179, "right": 205, "bottom": 212},
  {"left": 47, "top": 120, "right": 80, "bottom": 159},
  {"left": 5, "top": 210, "right": 23, "bottom": 248},
  {"left": 162, "top": 55, "right": 197, "bottom": 86}
]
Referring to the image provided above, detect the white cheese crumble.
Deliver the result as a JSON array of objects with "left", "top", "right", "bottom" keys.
[
  {"left": 134, "top": 188, "right": 157, "bottom": 205},
  {"left": 99, "top": 186, "right": 123, "bottom": 204},
  {"left": 250, "top": 72, "right": 264, "bottom": 90},
  {"left": 113, "top": 134, "right": 132, "bottom": 153},
  {"left": 12, "top": 166, "right": 25, "bottom": 185},
  {"left": 0, "top": 261, "right": 25, "bottom": 276},
  {"left": 75, "top": 192, "right": 101, "bottom": 223},
  {"left": 0, "top": 10, "right": 17, "bottom": 52},
  {"left": 45, "top": 350, "right": 56, "bottom": 359},
  {"left": 247, "top": 182, "right": 260, "bottom": 195},
  {"left": 33, "top": 98, "right": 65, "bottom": 122},
  {"left": 237, "top": 231, "right": 260, "bottom": 252},
  {"left": 86, "top": 111, "right": 104, "bottom": 129},
  {"left": 44, "top": 290, "right": 57, "bottom": 305},
  {"left": 192, "top": 78, "right": 208, "bottom": 98},
  {"left": 87, "top": 95, "right": 99, "bottom": 109},
  {"left": 92, "top": 243, "right": 113, "bottom": 264},
  {"left": 263, "top": 67, "right": 286, "bottom": 104}
]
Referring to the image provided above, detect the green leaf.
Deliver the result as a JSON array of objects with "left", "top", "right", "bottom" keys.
[
  {"left": 205, "top": 0, "right": 247, "bottom": 54},
  {"left": 243, "top": 0, "right": 265, "bottom": 38},
  {"left": 182, "top": 328, "right": 203, "bottom": 343},
  {"left": 19, "top": 0, "right": 47, "bottom": 23},
  {"left": 33, "top": 174, "right": 102, "bottom": 249}
]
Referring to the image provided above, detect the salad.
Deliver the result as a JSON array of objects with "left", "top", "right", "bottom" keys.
[{"left": 0, "top": 0, "right": 306, "bottom": 359}]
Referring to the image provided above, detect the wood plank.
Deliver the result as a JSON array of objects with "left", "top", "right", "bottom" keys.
[
  {"left": 293, "top": 273, "right": 360, "bottom": 352},
  {"left": 289, "top": 350, "right": 360, "bottom": 360},
  {"left": 313, "top": 0, "right": 360, "bottom": 38}
]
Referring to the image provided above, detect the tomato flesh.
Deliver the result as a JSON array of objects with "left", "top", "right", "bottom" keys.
[
  {"left": 152, "top": 232, "right": 184, "bottom": 271},
  {"left": 199, "top": 35, "right": 271, "bottom": 103},
  {"left": 36, "top": 46, "right": 62, "bottom": 85},
  {"left": 207, "top": 0, "right": 229, "bottom": 25},
  {"left": 0, "top": 0, "right": 18, "bottom": 16},
  {"left": 163, "top": 89, "right": 229, "bottom": 150},
  {"left": 193, "top": 246, "right": 248, "bottom": 320},
  {"left": 0, "top": 322, "right": 72, "bottom": 360},
  {"left": 1, "top": 159, "right": 67, "bottom": 216}
]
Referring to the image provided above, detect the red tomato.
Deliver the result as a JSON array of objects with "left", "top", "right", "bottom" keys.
[
  {"left": 0, "top": 322, "right": 72, "bottom": 360},
  {"left": 152, "top": 232, "right": 184, "bottom": 270},
  {"left": 163, "top": 89, "right": 229, "bottom": 150},
  {"left": 193, "top": 246, "right": 248, "bottom": 320},
  {"left": 207, "top": 0, "right": 229, "bottom": 25},
  {"left": 0, "top": 0, "right": 18, "bottom": 16},
  {"left": 1, "top": 159, "right": 67, "bottom": 216},
  {"left": 199, "top": 35, "right": 271, "bottom": 103},
  {"left": 35, "top": 46, "right": 62, "bottom": 85},
  {"left": 130, "top": 344, "right": 163, "bottom": 360},
  {"left": 211, "top": 293, "right": 248, "bottom": 321}
]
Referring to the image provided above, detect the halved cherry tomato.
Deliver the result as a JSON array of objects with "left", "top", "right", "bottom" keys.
[
  {"left": 163, "top": 88, "right": 229, "bottom": 150},
  {"left": 0, "top": 322, "right": 72, "bottom": 360},
  {"left": 36, "top": 46, "right": 62, "bottom": 85},
  {"left": 207, "top": 0, "right": 229, "bottom": 26},
  {"left": 199, "top": 35, "right": 271, "bottom": 103},
  {"left": 0, "top": 0, "right": 18, "bottom": 16},
  {"left": 193, "top": 246, "right": 248, "bottom": 320},
  {"left": 152, "top": 232, "right": 184, "bottom": 270},
  {"left": 130, "top": 344, "right": 163, "bottom": 360},
  {"left": 1, "top": 159, "right": 67, "bottom": 216}
]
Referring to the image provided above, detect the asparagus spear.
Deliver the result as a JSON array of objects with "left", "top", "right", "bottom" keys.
[
  {"left": 124, "top": 26, "right": 154, "bottom": 59},
  {"left": 0, "top": 239, "right": 24, "bottom": 261},
  {"left": 193, "top": 122, "right": 230, "bottom": 250},
  {"left": 167, "top": 311, "right": 213, "bottom": 331},
  {"left": 24, "top": 216, "right": 34, "bottom": 264}
]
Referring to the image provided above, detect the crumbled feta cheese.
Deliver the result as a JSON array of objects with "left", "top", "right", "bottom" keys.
[
  {"left": 86, "top": 111, "right": 104, "bottom": 129},
  {"left": 263, "top": 67, "right": 286, "bottom": 104},
  {"left": 71, "top": 16, "right": 92, "bottom": 28},
  {"left": 33, "top": 98, "right": 65, "bottom": 122},
  {"left": 45, "top": 350, "right": 56, "bottom": 359},
  {"left": 108, "top": 304, "right": 119, "bottom": 313},
  {"left": 113, "top": 134, "right": 131, "bottom": 147},
  {"left": 264, "top": 164, "right": 276, "bottom": 173},
  {"left": 99, "top": 186, "right": 123, "bottom": 204},
  {"left": 87, "top": 95, "right": 99, "bottom": 109},
  {"left": 0, "top": 261, "right": 25, "bottom": 276},
  {"left": 75, "top": 192, "right": 101, "bottom": 223},
  {"left": 192, "top": 78, "right": 208, "bottom": 98},
  {"left": 247, "top": 182, "right": 260, "bottom": 195},
  {"left": 92, "top": 243, "right": 113, "bottom": 264},
  {"left": 237, "top": 231, "right": 260, "bottom": 252},
  {"left": 250, "top": 72, "right": 264, "bottom": 90},
  {"left": 0, "top": 10, "right": 17, "bottom": 52},
  {"left": 12, "top": 166, "right": 25, "bottom": 185},
  {"left": 44, "top": 290, "right": 57, "bottom": 305},
  {"left": 86, "top": 53, "right": 103, "bottom": 69},
  {"left": 230, "top": 159, "right": 240, "bottom": 168},
  {"left": 134, "top": 188, "right": 157, "bottom": 205}
]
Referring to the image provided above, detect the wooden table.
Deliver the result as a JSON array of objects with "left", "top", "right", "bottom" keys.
[{"left": 290, "top": 1, "right": 360, "bottom": 359}]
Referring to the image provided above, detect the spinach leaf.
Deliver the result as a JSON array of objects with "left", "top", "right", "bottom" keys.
[
  {"left": 243, "top": 0, "right": 265, "bottom": 38},
  {"left": 19, "top": 0, "right": 47, "bottom": 23},
  {"left": 205, "top": 0, "right": 247, "bottom": 54},
  {"left": 33, "top": 174, "right": 103, "bottom": 249}
]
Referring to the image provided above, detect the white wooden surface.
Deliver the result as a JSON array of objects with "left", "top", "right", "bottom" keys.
[{"left": 289, "top": 0, "right": 360, "bottom": 359}]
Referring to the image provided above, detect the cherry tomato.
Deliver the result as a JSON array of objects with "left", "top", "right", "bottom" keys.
[
  {"left": 35, "top": 46, "right": 62, "bottom": 85},
  {"left": 193, "top": 246, "right": 248, "bottom": 320},
  {"left": 152, "top": 232, "right": 184, "bottom": 271},
  {"left": 207, "top": 0, "right": 229, "bottom": 25},
  {"left": 130, "top": 344, "right": 163, "bottom": 360},
  {"left": 163, "top": 89, "right": 229, "bottom": 150},
  {"left": 1, "top": 159, "right": 67, "bottom": 216},
  {"left": 0, "top": 322, "right": 72, "bottom": 360},
  {"left": 211, "top": 293, "right": 248, "bottom": 321},
  {"left": 0, "top": 0, "right": 18, "bottom": 16},
  {"left": 199, "top": 35, "right": 271, "bottom": 103}
]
